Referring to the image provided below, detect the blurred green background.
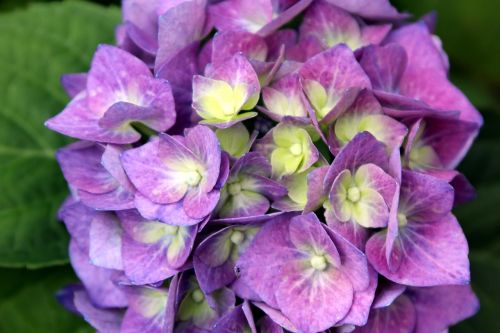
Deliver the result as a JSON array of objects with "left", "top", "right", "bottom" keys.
[{"left": 0, "top": 0, "right": 498, "bottom": 332}]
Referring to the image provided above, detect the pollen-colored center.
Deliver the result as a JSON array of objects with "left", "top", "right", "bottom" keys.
[
  {"left": 185, "top": 170, "right": 202, "bottom": 186},
  {"left": 310, "top": 254, "right": 328, "bottom": 271},
  {"left": 192, "top": 289, "right": 204, "bottom": 303},
  {"left": 347, "top": 187, "right": 361, "bottom": 203},
  {"left": 230, "top": 230, "right": 245, "bottom": 245},
  {"left": 397, "top": 213, "right": 408, "bottom": 227},
  {"left": 228, "top": 182, "right": 242, "bottom": 196},
  {"left": 289, "top": 143, "right": 303, "bottom": 156}
]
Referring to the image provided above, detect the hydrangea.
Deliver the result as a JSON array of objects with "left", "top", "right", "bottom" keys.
[{"left": 49, "top": 0, "right": 482, "bottom": 332}]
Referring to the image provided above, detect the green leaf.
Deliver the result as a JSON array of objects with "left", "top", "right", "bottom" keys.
[
  {"left": 0, "top": 1, "right": 120, "bottom": 268},
  {"left": 0, "top": 266, "right": 92, "bottom": 333}
]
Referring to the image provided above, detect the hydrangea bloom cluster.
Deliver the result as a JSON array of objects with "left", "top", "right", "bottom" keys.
[{"left": 48, "top": 0, "right": 482, "bottom": 332}]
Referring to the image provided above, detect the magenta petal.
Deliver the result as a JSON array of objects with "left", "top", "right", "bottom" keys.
[
  {"left": 400, "top": 170, "right": 454, "bottom": 222},
  {"left": 209, "top": 0, "right": 274, "bottom": 33},
  {"left": 399, "top": 68, "right": 483, "bottom": 125},
  {"left": 257, "top": 0, "right": 314, "bottom": 37},
  {"left": 367, "top": 214, "right": 470, "bottom": 287},
  {"left": 324, "top": 0, "right": 408, "bottom": 20},
  {"left": 300, "top": 1, "right": 361, "bottom": 50},
  {"left": 289, "top": 214, "right": 340, "bottom": 265},
  {"left": 324, "top": 132, "right": 389, "bottom": 192},
  {"left": 338, "top": 266, "right": 378, "bottom": 327},
  {"left": 210, "top": 54, "right": 260, "bottom": 97},
  {"left": 324, "top": 226, "right": 369, "bottom": 291},
  {"left": 299, "top": 44, "right": 371, "bottom": 97},
  {"left": 355, "top": 294, "right": 416, "bottom": 333},
  {"left": 386, "top": 23, "right": 448, "bottom": 75},
  {"left": 236, "top": 214, "right": 299, "bottom": 308},
  {"left": 325, "top": 209, "right": 369, "bottom": 250},
  {"left": 275, "top": 261, "right": 353, "bottom": 333},
  {"left": 409, "top": 285, "right": 479, "bottom": 333},
  {"left": 211, "top": 30, "right": 268, "bottom": 68}
]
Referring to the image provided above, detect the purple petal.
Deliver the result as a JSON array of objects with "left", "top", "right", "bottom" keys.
[
  {"left": 121, "top": 286, "right": 170, "bottom": 333},
  {"left": 87, "top": 45, "right": 152, "bottom": 113},
  {"left": 61, "top": 73, "right": 87, "bottom": 98},
  {"left": 360, "top": 44, "right": 407, "bottom": 93},
  {"left": 185, "top": 125, "right": 222, "bottom": 193},
  {"left": 155, "top": 0, "right": 206, "bottom": 72},
  {"left": 408, "top": 285, "right": 479, "bottom": 333},
  {"left": 183, "top": 189, "right": 221, "bottom": 219},
  {"left": 56, "top": 141, "right": 114, "bottom": 193},
  {"left": 59, "top": 201, "right": 93, "bottom": 252},
  {"left": 135, "top": 193, "right": 204, "bottom": 226},
  {"left": 73, "top": 290, "right": 123, "bottom": 333},
  {"left": 121, "top": 137, "right": 189, "bottom": 204},
  {"left": 89, "top": 212, "right": 123, "bottom": 270},
  {"left": 70, "top": 240, "right": 127, "bottom": 308},
  {"left": 46, "top": 93, "right": 140, "bottom": 144}
]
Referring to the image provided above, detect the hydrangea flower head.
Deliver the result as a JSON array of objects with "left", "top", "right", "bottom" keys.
[{"left": 48, "top": 0, "right": 482, "bottom": 332}]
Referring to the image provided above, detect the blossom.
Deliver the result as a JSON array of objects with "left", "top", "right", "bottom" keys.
[
  {"left": 47, "top": 0, "right": 482, "bottom": 332},
  {"left": 46, "top": 45, "right": 176, "bottom": 143}
]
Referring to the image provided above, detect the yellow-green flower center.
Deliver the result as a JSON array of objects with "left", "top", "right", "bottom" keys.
[
  {"left": 310, "top": 254, "right": 328, "bottom": 271},
  {"left": 185, "top": 170, "right": 202, "bottom": 186},
  {"left": 289, "top": 143, "right": 303, "bottom": 156},
  {"left": 347, "top": 187, "right": 361, "bottom": 203}
]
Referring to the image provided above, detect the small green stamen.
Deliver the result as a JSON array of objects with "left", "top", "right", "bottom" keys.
[
  {"left": 397, "top": 213, "right": 408, "bottom": 227},
  {"left": 228, "top": 182, "right": 242, "bottom": 196},
  {"left": 185, "top": 170, "right": 202, "bottom": 186},
  {"left": 191, "top": 289, "right": 204, "bottom": 303},
  {"left": 230, "top": 230, "right": 245, "bottom": 245},
  {"left": 310, "top": 254, "right": 328, "bottom": 271}
]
